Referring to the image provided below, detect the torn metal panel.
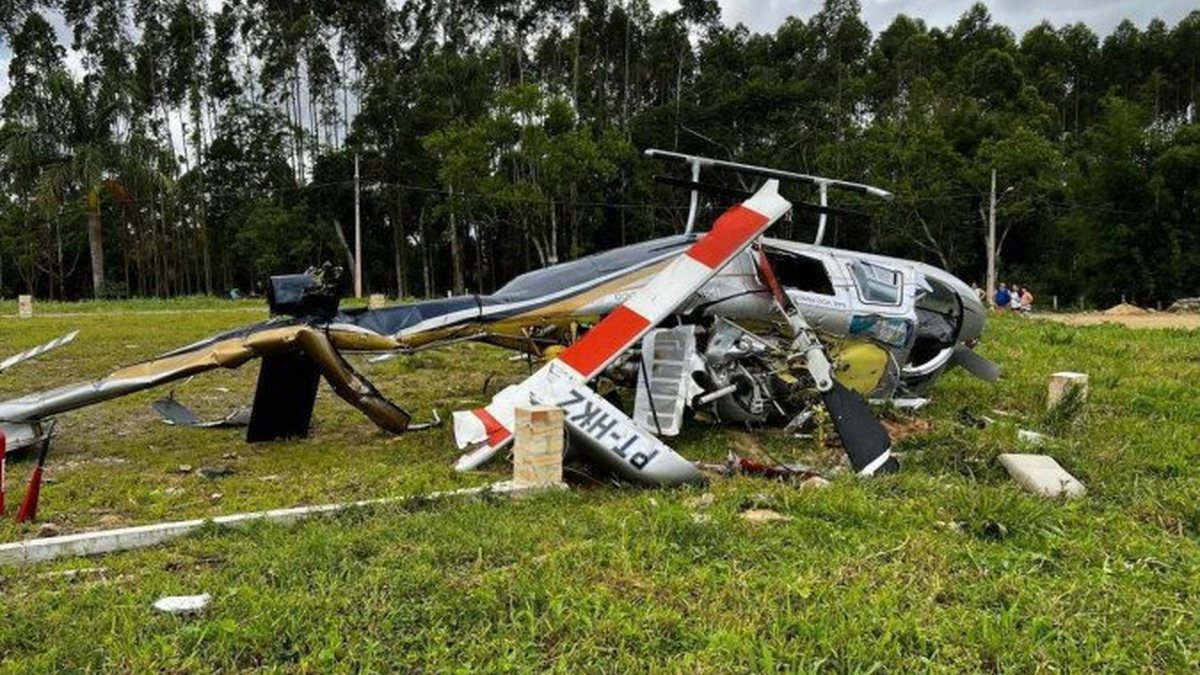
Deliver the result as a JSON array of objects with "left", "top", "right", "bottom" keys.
[{"left": 151, "top": 394, "right": 250, "bottom": 428}]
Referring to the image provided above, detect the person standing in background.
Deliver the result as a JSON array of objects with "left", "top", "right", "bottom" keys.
[
  {"left": 1020, "top": 286, "right": 1034, "bottom": 313},
  {"left": 994, "top": 283, "right": 1011, "bottom": 311}
]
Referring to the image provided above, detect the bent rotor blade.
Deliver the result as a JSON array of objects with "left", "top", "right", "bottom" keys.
[
  {"left": 755, "top": 245, "right": 895, "bottom": 475},
  {"left": 453, "top": 180, "right": 793, "bottom": 475},
  {"left": 0, "top": 330, "right": 79, "bottom": 374},
  {"left": 822, "top": 380, "right": 898, "bottom": 475}
]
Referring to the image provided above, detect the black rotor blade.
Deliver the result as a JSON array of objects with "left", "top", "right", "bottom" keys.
[{"left": 822, "top": 380, "right": 898, "bottom": 475}]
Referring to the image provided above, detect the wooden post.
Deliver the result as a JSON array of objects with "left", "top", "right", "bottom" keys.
[
  {"left": 1048, "top": 372, "right": 1089, "bottom": 410},
  {"left": 512, "top": 405, "right": 565, "bottom": 488},
  {"left": 17, "top": 295, "right": 32, "bottom": 319}
]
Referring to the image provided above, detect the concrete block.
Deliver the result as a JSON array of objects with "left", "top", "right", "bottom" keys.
[
  {"left": 999, "top": 453, "right": 1085, "bottom": 498},
  {"left": 1048, "top": 372, "right": 1089, "bottom": 410},
  {"left": 512, "top": 405, "right": 565, "bottom": 488},
  {"left": 17, "top": 295, "right": 32, "bottom": 319}
]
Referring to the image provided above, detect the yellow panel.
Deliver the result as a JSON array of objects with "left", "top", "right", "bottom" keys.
[{"left": 829, "top": 340, "right": 889, "bottom": 395}]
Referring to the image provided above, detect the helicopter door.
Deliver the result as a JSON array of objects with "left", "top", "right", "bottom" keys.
[{"left": 847, "top": 259, "right": 904, "bottom": 307}]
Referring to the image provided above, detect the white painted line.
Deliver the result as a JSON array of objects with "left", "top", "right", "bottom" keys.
[{"left": 0, "top": 482, "right": 550, "bottom": 566}]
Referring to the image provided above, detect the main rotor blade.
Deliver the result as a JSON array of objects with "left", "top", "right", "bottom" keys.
[
  {"left": 0, "top": 330, "right": 79, "bottom": 374},
  {"left": 652, "top": 175, "right": 871, "bottom": 221},
  {"left": 822, "top": 380, "right": 898, "bottom": 475}
]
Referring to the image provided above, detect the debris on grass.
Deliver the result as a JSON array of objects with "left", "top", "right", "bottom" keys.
[
  {"left": 173, "top": 465, "right": 193, "bottom": 475},
  {"left": 957, "top": 408, "right": 991, "bottom": 429},
  {"left": 686, "top": 492, "right": 715, "bottom": 511},
  {"left": 1018, "top": 429, "right": 1049, "bottom": 446},
  {"left": 871, "top": 397, "right": 930, "bottom": 411},
  {"left": 152, "top": 593, "right": 211, "bottom": 615},
  {"left": 37, "top": 567, "right": 108, "bottom": 581},
  {"left": 695, "top": 453, "right": 821, "bottom": 481},
  {"left": 36, "top": 523, "right": 61, "bottom": 538},
  {"left": 197, "top": 465, "right": 233, "bottom": 479},
  {"left": 801, "top": 476, "right": 830, "bottom": 490},
  {"left": 739, "top": 509, "right": 793, "bottom": 524},
  {"left": 999, "top": 453, "right": 1086, "bottom": 498}
]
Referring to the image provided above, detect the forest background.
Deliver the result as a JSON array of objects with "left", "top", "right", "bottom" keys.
[{"left": 0, "top": 0, "right": 1197, "bottom": 308}]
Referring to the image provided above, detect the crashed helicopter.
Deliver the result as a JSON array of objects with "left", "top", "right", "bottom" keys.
[{"left": 0, "top": 150, "right": 999, "bottom": 486}]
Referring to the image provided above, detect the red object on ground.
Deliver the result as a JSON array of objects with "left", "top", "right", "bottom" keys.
[
  {"left": 15, "top": 436, "right": 49, "bottom": 524},
  {"left": 15, "top": 466, "right": 42, "bottom": 523}
]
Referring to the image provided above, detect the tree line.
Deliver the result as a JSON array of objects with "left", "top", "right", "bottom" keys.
[{"left": 0, "top": 0, "right": 1197, "bottom": 308}]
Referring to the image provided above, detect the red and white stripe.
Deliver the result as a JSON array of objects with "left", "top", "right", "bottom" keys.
[{"left": 453, "top": 181, "right": 792, "bottom": 470}]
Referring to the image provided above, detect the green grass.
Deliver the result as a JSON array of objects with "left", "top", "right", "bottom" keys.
[{"left": 0, "top": 306, "right": 1198, "bottom": 672}]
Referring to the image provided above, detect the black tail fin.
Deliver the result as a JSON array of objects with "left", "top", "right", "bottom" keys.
[{"left": 246, "top": 352, "right": 321, "bottom": 442}]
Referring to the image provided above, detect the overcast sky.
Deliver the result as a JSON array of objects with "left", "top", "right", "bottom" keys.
[
  {"left": 2, "top": 2, "right": 1195, "bottom": 102},
  {"left": 649, "top": 0, "right": 1195, "bottom": 37}
]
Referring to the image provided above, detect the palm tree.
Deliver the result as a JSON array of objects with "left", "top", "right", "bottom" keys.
[{"left": 36, "top": 71, "right": 116, "bottom": 298}]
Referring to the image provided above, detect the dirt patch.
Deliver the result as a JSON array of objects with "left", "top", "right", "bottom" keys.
[
  {"left": 1103, "top": 303, "right": 1150, "bottom": 316},
  {"left": 882, "top": 417, "right": 933, "bottom": 443},
  {"left": 1039, "top": 313, "right": 1200, "bottom": 330}
]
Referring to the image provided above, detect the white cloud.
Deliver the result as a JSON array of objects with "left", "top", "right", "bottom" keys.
[{"left": 0, "top": 53, "right": 9, "bottom": 97}]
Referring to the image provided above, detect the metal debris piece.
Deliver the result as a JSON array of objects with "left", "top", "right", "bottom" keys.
[
  {"left": 197, "top": 466, "right": 233, "bottom": 479},
  {"left": 1017, "top": 429, "right": 1048, "bottom": 446},
  {"left": 870, "top": 397, "right": 930, "bottom": 410},
  {"left": 152, "top": 393, "right": 251, "bottom": 428}
]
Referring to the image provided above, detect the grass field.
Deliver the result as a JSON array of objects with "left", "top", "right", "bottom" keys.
[{"left": 0, "top": 304, "right": 1197, "bottom": 672}]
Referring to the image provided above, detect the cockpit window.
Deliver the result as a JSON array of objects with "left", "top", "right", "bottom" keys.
[
  {"left": 849, "top": 260, "right": 902, "bottom": 305},
  {"left": 765, "top": 251, "right": 835, "bottom": 295}
]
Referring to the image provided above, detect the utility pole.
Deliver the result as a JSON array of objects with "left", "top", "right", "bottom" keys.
[
  {"left": 986, "top": 168, "right": 997, "bottom": 305},
  {"left": 354, "top": 152, "right": 362, "bottom": 298}
]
